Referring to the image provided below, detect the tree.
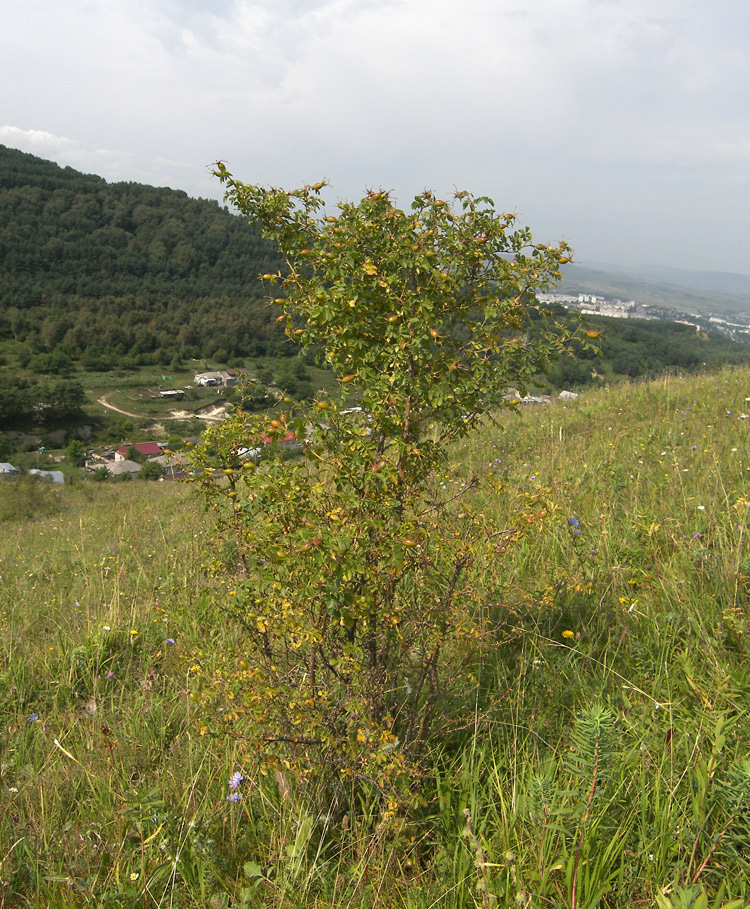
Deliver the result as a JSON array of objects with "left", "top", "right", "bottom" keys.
[
  {"left": 192, "top": 172, "right": 592, "bottom": 811},
  {"left": 139, "top": 460, "right": 164, "bottom": 480},
  {"left": 0, "top": 431, "right": 12, "bottom": 460},
  {"left": 65, "top": 438, "right": 86, "bottom": 466}
]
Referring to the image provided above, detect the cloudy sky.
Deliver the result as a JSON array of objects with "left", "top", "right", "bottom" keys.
[{"left": 2, "top": 0, "right": 749, "bottom": 274}]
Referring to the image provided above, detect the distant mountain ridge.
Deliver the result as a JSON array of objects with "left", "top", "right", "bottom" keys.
[
  {"left": 583, "top": 262, "right": 750, "bottom": 300},
  {"left": 559, "top": 262, "right": 750, "bottom": 321}
]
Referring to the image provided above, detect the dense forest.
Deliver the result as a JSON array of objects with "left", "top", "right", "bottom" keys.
[{"left": 0, "top": 144, "right": 286, "bottom": 369}]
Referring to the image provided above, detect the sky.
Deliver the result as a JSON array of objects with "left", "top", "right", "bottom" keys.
[{"left": 2, "top": 0, "right": 749, "bottom": 275}]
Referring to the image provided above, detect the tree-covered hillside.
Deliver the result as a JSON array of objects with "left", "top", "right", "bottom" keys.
[
  {"left": 2, "top": 144, "right": 749, "bottom": 389},
  {"left": 544, "top": 312, "right": 750, "bottom": 389},
  {"left": 0, "top": 145, "right": 286, "bottom": 369}
]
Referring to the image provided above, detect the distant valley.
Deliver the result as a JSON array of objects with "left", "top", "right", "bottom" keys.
[{"left": 558, "top": 262, "right": 750, "bottom": 328}]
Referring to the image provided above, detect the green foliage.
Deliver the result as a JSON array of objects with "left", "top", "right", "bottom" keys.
[
  {"left": 125, "top": 445, "right": 145, "bottom": 463},
  {"left": 138, "top": 459, "right": 164, "bottom": 481},
  {"left": 3, "top": 145, "right": 748, "bottom": 404},
  {"left": 0, "top": 374, "right": 85, "bottom": 431},
  {"left": 65, "top": 438, "right": 85, "bottom": 466},
  {"left": 0, "top": 144, "right": 286, "bottom": 369},
  {"left": 0, "top": 474, "right": 62, "bottom": 521},
  {"left": 4, "top": 370, "right": 750, "bottom": 906},
  {"left": 192, "top": 173, "right": 589, "bottom": 807},
  {"left": 0, "top": 429, "right": 12, "bottom": 460},
  {"left": 541, "top": 312, "right": 750, "bottom": 391}
]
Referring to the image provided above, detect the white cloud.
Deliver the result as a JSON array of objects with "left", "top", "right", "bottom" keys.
[
  {"left": 0, "top": 127, "right": 133, "bottom": 177},
  {"left": 1, "top": 0, "right": 749, "bottom": 271}
]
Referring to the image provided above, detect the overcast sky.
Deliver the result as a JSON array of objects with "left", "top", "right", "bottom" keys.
[{"left": 2, "top": 0, "right": 749, "bottom": 275}]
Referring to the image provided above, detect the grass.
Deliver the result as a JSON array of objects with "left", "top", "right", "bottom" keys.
[{"left": 2, "top": 368, "right": 750, "bottom": 907}]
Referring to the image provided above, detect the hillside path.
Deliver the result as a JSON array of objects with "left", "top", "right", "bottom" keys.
[{"left": 97, "top": 393, "right": 144, "bottom": 419}]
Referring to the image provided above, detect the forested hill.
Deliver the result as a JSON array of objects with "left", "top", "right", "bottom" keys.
[
  {"left": 3, "top": 145, "right": 750, "bottom": 387},
  {"left": 0, "top": 145, "right": 286, "bottom": 369}
]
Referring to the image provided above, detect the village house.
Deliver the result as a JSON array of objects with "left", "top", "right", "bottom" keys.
[
  {"left": 193, "top": 368, "right": 250, "bottom": 388},
  {"left": 105, "top": 459, "right": 141, "bottom": 477},
  {"left": 194, "top": 371, "right": 222, "bottom": 387},
  {"left": 114, "top": 442, "right": 164, "bottom": 461}
]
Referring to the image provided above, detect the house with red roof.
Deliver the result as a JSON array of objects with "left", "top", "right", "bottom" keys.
[{"left": 114, "top": 442, "right": 164, "bottom": 461}]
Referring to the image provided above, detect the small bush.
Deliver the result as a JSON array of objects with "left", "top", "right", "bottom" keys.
[
  {"left": 192, "top": 174, "right": 593, "bottom": 813},
  {"left": 0, "top": 475, "right": 62, "bottom": 521}
]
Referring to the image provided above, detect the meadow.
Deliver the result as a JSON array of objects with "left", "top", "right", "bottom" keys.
[{"left": 2, "top": 367, "right": 750, "bottom": 908}]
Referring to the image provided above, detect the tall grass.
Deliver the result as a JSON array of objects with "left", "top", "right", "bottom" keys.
[{"left": 2, "top": 369, "right": 750, "bottom": 907}]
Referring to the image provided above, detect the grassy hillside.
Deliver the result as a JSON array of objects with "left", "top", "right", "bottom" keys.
[{"left": 3, "top": 367, "right": 750, "bottom": 906}]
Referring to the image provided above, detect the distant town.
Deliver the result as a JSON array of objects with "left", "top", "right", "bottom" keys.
[{"left": 537, "top": 293, "right": 750, "bottom": 340}]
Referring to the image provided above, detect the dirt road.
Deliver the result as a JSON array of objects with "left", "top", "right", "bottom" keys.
[
  {"left": 97, "top": 392, "right": 228, "bottom": 423},
  {"left": 97, "top": 393, "right": 143, "bottom": 419}
]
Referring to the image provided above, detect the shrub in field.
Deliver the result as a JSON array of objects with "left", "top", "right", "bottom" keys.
[
  {"left": 0, "top": 474, "right": 62, "bottom": 521},
  {"left": 191, "top": 172, "right": 593, "bottom": 810}
]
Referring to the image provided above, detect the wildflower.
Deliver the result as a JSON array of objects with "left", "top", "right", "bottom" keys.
[
  {"left": 562, "top": 630, "right": 574, "bottom": 639},
  {"left": 568, "top": 516, "right": 580, "bottom": 527},
  {"left": 229, "top": 771, "right": 244, "bottom": 791},
  {"left": 226, "top": 792, "right": 242, "bottom": 803},
  {"left": 130, "top": 629, "right": 138, "bottom": 636},
  {"left": 166, "top": 638, "right": 175, "bottom": 645},
  {"left": 693, "top": 531, "right": 703, "bottom": 539},
  {"left": 106, "top": 671, "right": 114, "bottom": 679},
  {"left": 691, "top": 445, "right": 698, "bottom": 451},
  {"left": 27, "top": 712, "right": 39, "bottom": 723}
]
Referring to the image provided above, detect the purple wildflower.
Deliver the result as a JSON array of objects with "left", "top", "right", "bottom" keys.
[
  {"left": 229, "top": 771, "right": 244, "bottom": 791},
  {"left": 693, "top": 531, "right": 703, "bottom": 540},
  {"left": 226, "top": 792, "right": 242, "bottom": 803},
  {"left": 166, "top": 638, "right": 175, "bottom": 645},
  {"left": 27, "top": 712, "right": 39, "bottom": 723}
]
